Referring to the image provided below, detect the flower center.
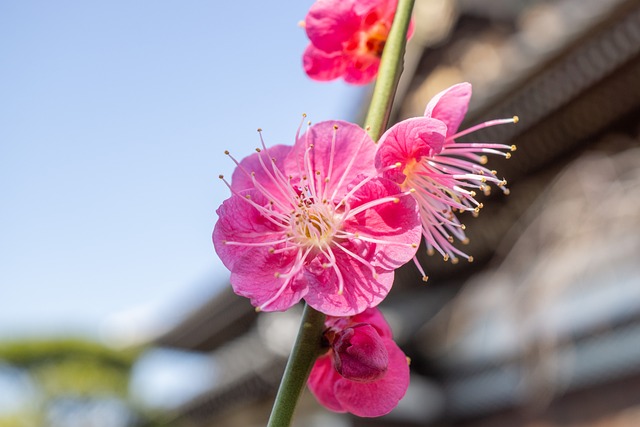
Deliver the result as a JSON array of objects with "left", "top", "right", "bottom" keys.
[
  {"left": 401, "top": 157, "right": 421, "bottom": 189},
  {"left": 292, "top": 196, "right": 340, "bottom": 249},
  {"left": 363, "top": 22, "right": 388, "bottom": 57}
]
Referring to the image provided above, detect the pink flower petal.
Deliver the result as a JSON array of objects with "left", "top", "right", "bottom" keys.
[
  {"left": 230, "top": 248, "right": 307, "bottom": 312},
  {"left": 349, "top": 307, "right": 394, "bottom": 339},
  {"left": 305, "top": 0, "right": 360, "bottom": 53},
  {"left": 213, "top": 189, "right": 283, "bottom": 271},
  {"left": 285, "top": 120, "right": 377, "bottom": 201},
  {"left": 333, "top": 338, "right": 410, "bottom": 417},
  {"left": 302, "top": 252, "right": 395, "bottom": 317},
  {"left": 424, "top": 82, "right": 472, "bottom": 138},
  {"left": 345, "top": 177, "right": 421, "bottom": 270},
  {"left": 375, "top": 117, "right": 447, "bottom": 183},
  {"left": 343, "top": 57, "right": 380, "bottom": 85},
  {"left": 213, "top": 189, "right": 307, "bottom": 312},
  {"left": 303, "top": 44, "right": 348, "bottom": 82},
  {"left": 229, "top": 144, "right": 293, "bottom": 202},
  {"left": 308, "top": 354, "right": 346, "bottom": 413},
  {"left": 352, "top": 0, "right": 390, "bottom": 19}
]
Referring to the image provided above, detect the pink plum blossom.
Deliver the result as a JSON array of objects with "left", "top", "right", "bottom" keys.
[
  {"left": 308, "top": 307, "right": 410, "bottom": 417},
  {"left": 302, "top": 0, "right": 413, "bottom": 85},
  {"left": 213, "top": 120, "right": 421, "bottom": 316},
  {"left": 375, "top": 82, "right": 518, "bottom": 279}
]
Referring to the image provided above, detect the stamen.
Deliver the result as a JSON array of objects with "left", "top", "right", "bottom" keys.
[
  {"left": 412, "top": 256, "right": 429, "bottom": 283},
  {"left": 446, "top": 117, "right": 518, "bottom": 142}
]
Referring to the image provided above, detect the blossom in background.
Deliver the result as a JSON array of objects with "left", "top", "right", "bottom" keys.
[
  {"left": 308, "top": 307, "right": 410, "bottom": 417},
  {"left": 213, "top": 120, "right": 421, "bottom": 316},
  {"left": 302, "top": 0, "right": 412, "bottom": 85},
  {"left": 375, "top": 82, "right": 518, "bottom": 279}
]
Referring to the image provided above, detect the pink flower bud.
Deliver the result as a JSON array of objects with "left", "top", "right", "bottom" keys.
[
  {"left": 333, "top": 324, "right": 389, "bottom": 382},
  {"left": 308, "top": 308, "right": 410, "bottom": 417}
]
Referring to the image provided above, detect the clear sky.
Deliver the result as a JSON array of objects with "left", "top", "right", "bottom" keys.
[{"left": 0, "top": 1, "right": 364, "bottom": 342}]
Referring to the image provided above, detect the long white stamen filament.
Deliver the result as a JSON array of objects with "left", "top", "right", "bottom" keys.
[
  {"left": 446, "top": 117, "right": 518, "bottom": 142},
  {"left": 344, "top": 188, "right": 413, "bottom": 219},
  {"left": 254, "top": 145, "right": 297, "bottom": 202},
  {"left": 321, "top": 125, "right": 338, "bottom": 202},
  {"left": 219, "top": 176, "right": 290, "bottom": 226},
  {"left": 338, "top": 232, "right": 418, "bottom": 248},
  {"left": 335, "top": 162, "right": 400, "bottom": 212}
]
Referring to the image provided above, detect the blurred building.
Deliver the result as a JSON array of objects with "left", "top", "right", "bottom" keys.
[{"left": 146, "top": 0, "right": 640, "bottom": 426}]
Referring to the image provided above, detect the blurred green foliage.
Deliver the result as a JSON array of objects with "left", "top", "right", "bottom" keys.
[{"left": 0, "top": 338, "right": 172, "bottom": 427}]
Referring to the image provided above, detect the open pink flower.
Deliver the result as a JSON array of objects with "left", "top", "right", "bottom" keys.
[
  {"left": 302, "top": 0, "right": 412, "bottom": 85},
  {"left": 308, "top": 307, "right": 410, "bottom": 417},
  {"left": 375, "top": 83, "right": 518, "bottom": 279},
  {"left": 213, "top": 120, "right": 421, "bottom": 316}
]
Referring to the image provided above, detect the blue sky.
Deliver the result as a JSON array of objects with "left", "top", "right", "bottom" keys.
[{"left": 0, "top": 1, "right": 364, "bottom": 342}]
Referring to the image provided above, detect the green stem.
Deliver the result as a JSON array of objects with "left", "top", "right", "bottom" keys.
[
  {"left": 267, "top": 304, "right": 326, "bottom": 427},
  {"left": 364, "top": 0, "right": 416, "bottom": 142}
]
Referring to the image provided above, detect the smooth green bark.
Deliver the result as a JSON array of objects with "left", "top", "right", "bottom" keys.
[
  {"left": 365, "top": 0, "right": 416, "bottom": 142},
  {"left": 266, "top": 304, "right": 326, "bottom": 427}
]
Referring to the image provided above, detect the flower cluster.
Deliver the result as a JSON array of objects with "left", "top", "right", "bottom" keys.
[
  {"left": 213, "top": 85, "right": 516, "bottom": 416},
  {"left": 302, "top": 0, "right": 413, "bottom": 85},
  {"left": 308, "top": 308, "right": 410, "bottom": 417},
  {"left": 213, "top": 0, "right": 518, "bottom": 419}
]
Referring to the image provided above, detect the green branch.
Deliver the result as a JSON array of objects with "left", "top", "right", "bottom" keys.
[
  {"left": 365, "top": 0, "right": 416, "bottom": 142},
  {"left": 267, "top": 304, "right": 326, "bottom": 427}
]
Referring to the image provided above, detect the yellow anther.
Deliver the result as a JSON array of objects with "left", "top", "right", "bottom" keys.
[
  {"left": 451, "top": 257, "right": 459, "bottom": 265},
  {"left": 513, "top": 115, "right": 519, "bottom": 123},
  {"left": 511, "top": 145, "right": 517, "bottom": 151},
  {"left": 422, "top": 276, "right": 429, "bottom": 283},
  {"left": 468, "top": 256, "right": 474, "bottom": 263},
  {"left": 443, "top": 254, "right": 450, "bottom": 262}
]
